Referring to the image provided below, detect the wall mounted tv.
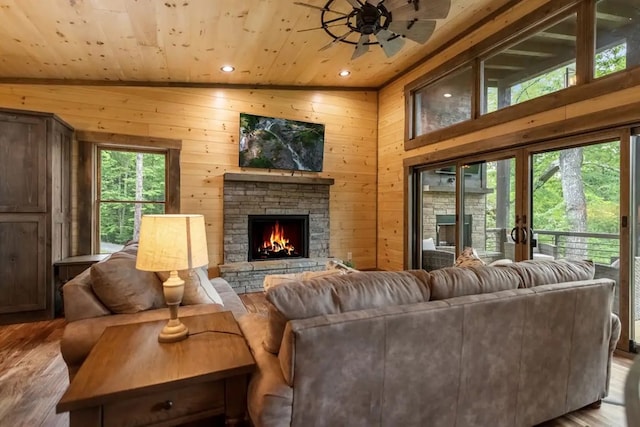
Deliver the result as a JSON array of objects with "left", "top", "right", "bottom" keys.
[
  {"left": 436, "top": 164, "right": 482, "bottom": 176},
  {"left": 239, "top": 113, "right": 325, "bottom": 172}
]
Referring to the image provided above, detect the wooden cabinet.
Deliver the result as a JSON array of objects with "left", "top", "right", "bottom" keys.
[{"left": 0, "top": 108, "right": 73, "bottom": 324}]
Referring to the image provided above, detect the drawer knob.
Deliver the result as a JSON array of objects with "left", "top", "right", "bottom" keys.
[{"left": 162, "top": 400, "right": 174, "bottom": 410}]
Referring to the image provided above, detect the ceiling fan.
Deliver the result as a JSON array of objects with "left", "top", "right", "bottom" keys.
[{"left": 295, "top": 0, "right": 451, "bottom": 60}]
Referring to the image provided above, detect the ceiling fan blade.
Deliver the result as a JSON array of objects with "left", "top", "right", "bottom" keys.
[
  {"left": 344, "top": 0, "right": 362, "bottom": 9},
  {"left": 366, "top": 0, "right": 382, "bottom": 5},
  {"left": 298, "top": 22, "right": 347, "bottom": 32},
  {"left": 319, "top": 30, "right": 354, "bottom": 51},
  {"left": 376, "top": 29, "right": 405, "bottom": 57},
  {"left": 388, "top": 20, "right": 436, "bottom": 44},
  {"left": 294, "top": 2, "right": 348, "bottom": 16},
  {"left": 385, "top": 0, "right": 451, "bottom": 20},
  {"left": 351, "top": 34, "right": 370, "bottom": 60}
]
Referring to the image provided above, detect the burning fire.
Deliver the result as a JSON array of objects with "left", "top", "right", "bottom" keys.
[{"left": 260, "top": 221, "right": 295, "bottom": 256}]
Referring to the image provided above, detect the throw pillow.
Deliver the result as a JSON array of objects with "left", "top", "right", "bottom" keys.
[
  {"left": 90, "top": 256, "right": 164, "bottom": 314},
  {"left": 156, "top": 268, "right": 224, "bottom": 306},
  {"left": 422, "top": 237, "right": 436, "bottom": 250},
  {"left": 455, "top": 247, "right": 486, "bottom": 268}
]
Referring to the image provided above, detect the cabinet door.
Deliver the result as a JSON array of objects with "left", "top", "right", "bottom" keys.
[
  {"left": 0, "top": 113, "right": 47, "bottom": 212},
  {"left": 0, "top": 214, "right": 46, "bottom": 314}
]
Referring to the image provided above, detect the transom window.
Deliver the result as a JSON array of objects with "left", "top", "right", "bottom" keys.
[
  {"left": 406, "top": 0, "right": 640, "bottom": 146},
  {"left": 482, "top": 13, "right": 577, "bottom": 114}
]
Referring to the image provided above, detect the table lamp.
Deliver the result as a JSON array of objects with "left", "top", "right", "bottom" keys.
[{"left": 136, "top": 214, "right": 208, "bottom": 343}]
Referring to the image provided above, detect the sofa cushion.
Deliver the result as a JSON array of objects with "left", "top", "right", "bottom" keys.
[
  {"left": 263, "top": 270, "right": 431, "bottom": 354},
  {"left": 157, "top": 268, "right": 223, "bottom": 306},
  {"left": 501, "top": 259, "right": 595, "bottom": 288},
  {"left": 90, "top": 253, "right": 165, "bottom": 314},
  {"left": 429, "top": 266, "right": 522, "bottom": 300}
]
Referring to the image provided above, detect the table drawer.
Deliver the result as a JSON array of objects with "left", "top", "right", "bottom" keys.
[{"left": 103, "top": 381, "right": 224, "bottom": 427}]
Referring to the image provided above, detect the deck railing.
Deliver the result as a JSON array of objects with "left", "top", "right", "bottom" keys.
[{"left": 484, "top": 228, "right": 619, "bottom": 264}]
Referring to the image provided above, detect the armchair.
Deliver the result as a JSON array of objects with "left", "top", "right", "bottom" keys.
[{"left": 422, "top": 249, "right": 455, "bottom": 271}]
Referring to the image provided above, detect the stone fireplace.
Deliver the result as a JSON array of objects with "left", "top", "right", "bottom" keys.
[{"left": 219, "top": 173, "right": 334, "bottom": 293}]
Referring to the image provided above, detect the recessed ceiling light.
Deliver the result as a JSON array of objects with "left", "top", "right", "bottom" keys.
[
  {"left": 443, "top": 93, "right": 452, "bottom": 98},
  {"left": 221, "top": 65, "right": 235, "bottom": 73},
  {"left": 339, "top": 70, "right": 351, "bottom": 77}
]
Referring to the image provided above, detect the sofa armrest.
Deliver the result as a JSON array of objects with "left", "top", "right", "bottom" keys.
[
  {"left": 62, "top": 268, "right": 111, "bottom": 322},
  {"left": 239, "top": 314, "right": 293, "bottom": 427},
  {"left": 606, "top": 312, "right": 622, "bottom": 396},
  {"left": 210, "top": 277, "right": 248, "bottom": 318}
]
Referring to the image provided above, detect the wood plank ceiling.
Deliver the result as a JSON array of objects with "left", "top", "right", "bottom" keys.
[{"left": 0, "top": 0, "right": 514, "bottom": 88}]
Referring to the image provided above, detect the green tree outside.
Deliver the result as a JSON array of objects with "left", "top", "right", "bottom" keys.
[{"left": 99, "top": 149, "right": 166, "bottom": 252}]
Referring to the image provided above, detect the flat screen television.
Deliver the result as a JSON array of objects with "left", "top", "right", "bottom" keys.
[
  {"left": 436, "top": 163, "right": 482, "bottom": 176},
  {"left": 239, "top": 113, "right": 325, "bottom": 172}
]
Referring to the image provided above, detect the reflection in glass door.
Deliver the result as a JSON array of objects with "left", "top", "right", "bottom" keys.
[
  {"left": 530, "top": 141, "right": 620, "bottom": 315},
  {"left": 461, "top": 158, "right": 517, "bottom": 263},
  {"left": 417, "top": 164, "right": 458, "bottom": 271}
]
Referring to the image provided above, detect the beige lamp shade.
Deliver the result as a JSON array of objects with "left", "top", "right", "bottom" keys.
[{"left": 136, "top": 214, "right": 209, "bottom": 272}]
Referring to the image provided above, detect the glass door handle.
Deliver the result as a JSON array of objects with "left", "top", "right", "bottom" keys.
[{"left": 511, "top": 226, "right": 520, "bottom": 243}]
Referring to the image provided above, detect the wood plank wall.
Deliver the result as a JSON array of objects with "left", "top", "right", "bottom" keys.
[
  {"left": 0, "top": 85, "right": 378, "bottom": 272},
  {"left": 377, "top": 0, "right": 640, "bottom": 270}
]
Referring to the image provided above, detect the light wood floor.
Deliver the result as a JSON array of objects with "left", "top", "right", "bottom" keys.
[{"left": 0, "top": 294, "right": 635, "bottom": 427}]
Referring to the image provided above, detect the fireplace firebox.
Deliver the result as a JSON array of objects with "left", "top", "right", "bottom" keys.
[{"left": 248, "top": 215, "right": 309, "bottom": 261}]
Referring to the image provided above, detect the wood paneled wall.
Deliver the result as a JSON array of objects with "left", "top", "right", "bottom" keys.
[
  {"left": 377, "top": 0, "right": 640, "bottom": 270},
  {"left": 0, "top": 85, "right": 378, "bottom": 272}
]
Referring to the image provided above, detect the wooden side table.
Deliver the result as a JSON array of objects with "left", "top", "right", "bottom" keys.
[
  {"left": 54, "top": 254, "right": 109, "bottom": 316},
  {"left": 56, "top": 311, "right": 256, "bottom": 426}
]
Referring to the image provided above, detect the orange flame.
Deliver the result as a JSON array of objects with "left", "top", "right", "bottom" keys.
[{"left": 262, "top": 221, "right": 295, "bottom": 255}]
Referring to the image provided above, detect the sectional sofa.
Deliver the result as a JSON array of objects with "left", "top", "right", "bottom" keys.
[{"left": 239, "top": 260, "right": 620, "bottom": 427}]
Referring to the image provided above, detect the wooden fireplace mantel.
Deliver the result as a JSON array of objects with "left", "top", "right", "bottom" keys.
[{"left": 223, "top": 172, "right": 334, "bottom": 186}]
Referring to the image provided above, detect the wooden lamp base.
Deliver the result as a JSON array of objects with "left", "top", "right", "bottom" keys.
[{"left": 159, "top": 271, "right": 189, "bottom": 343}]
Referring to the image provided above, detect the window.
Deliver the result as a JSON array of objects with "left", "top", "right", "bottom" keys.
[
  {"left": 412, "top": 65, "right": 473, "bottom": 137},
  {"left": 75, "top": 131, "right": 181, "bottom": 255},
  {"left": 405, "top": 1, "right": 640, "bottom": 149},
  {"left": 97, "top": 148, "right": 167, "bottom": 253},
  {"left": 594, "top": 0, "right": 640, "bottom": 79},
  {"left": 482, "top": 13, "right": 577, "bottom": 114}
]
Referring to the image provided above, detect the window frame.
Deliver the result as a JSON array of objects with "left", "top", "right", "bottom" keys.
[
  {"left": 76, "top": 131, "right": 181, "bottom": 254},
  {"left": 96, "top": 146, "right": 168, "bottom": 253},
  {"left": 403, "top": 0, "right": 640, "bottom": 150}
]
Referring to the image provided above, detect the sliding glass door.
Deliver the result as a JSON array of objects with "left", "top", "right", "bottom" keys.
[
  {"left": 411, "top": 130, "right": 631, "bottom": 350},
  {"left": 461, "top": 158, "right": 517, "bottom": 263},
  {"left": 530, "top": 140, "right": 621, "bottom": 316},
  {"left": 415, "top": 154, "right": 521, "bottom": 270}
]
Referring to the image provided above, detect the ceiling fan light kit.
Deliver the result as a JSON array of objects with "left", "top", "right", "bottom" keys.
[{"left": 295, "top": 0, "right": 451, "bottom": 60}]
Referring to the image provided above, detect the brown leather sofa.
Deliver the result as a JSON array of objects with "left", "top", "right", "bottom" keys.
[
  {"left": 239, "top": 260, "right": 621, "bottom": 427},
  {"left": 59, "top": 243, "right": 247, "bottom": 380}
]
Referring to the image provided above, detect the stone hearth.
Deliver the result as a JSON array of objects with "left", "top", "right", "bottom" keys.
[{"left": 220, "top": 173, "right": 334, "bottom": 293}]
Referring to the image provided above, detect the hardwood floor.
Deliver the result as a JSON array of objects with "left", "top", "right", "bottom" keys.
[{"left": 0, "top": 296, "right": 634, "bottom": 426}]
